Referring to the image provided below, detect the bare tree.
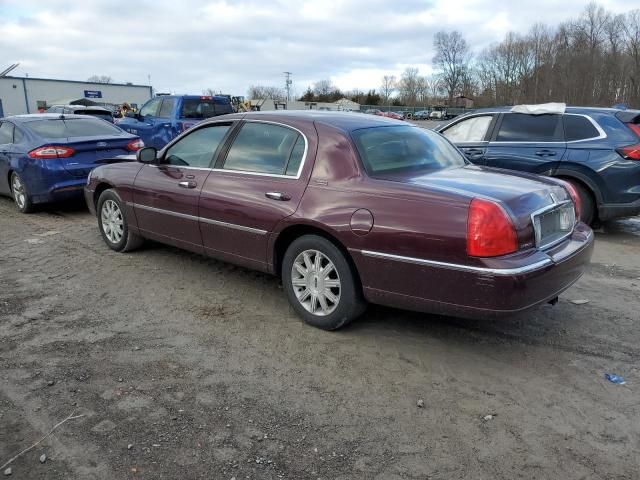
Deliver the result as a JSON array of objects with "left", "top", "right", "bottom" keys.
[
  {"left": 397, "top": 68, "right": 422, "bottom": 106},
  {"left": 432, "top": 31, "right": 471, "bottom": 104},
  {"left": 87, "top": 75, "right": 113, "bottom": 84},
  {"left": 380, "top": 75, "right": 396, "bottom": 104},
  {"left": 313, "top": 79, "right": 335, "bottom": 97},
  {"left": 247, "top": 85, "right": 286, "bottom": 101},
  {"left": 202, "top": 88, "right": 219, "bottom": 96}
]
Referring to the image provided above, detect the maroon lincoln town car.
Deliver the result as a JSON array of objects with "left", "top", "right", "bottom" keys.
[{"left": 85, "top": 111, "right": 594, "bottom": 330}]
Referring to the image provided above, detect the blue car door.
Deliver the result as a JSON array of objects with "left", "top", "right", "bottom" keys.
[
  {"left": 0, "top": 121, "right": 16, "bottom": 195},
  {"left": 121, "top": 97, "right": 163, "bottom": 148},
  {"left": 483, "top": 113, "right": 566, "bottom": 174},
  {"left": 153, "top": 97, "right": 178, "bottom": 149},
  {"left": 439, "top": 113, "right": 497, "bottom": 164}
]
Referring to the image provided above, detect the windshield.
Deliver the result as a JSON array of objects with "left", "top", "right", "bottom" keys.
[
  {"left": 351, "top": 125, "right": 466, "bottom": 176},
  {"left": 180, "top": 98, "right": 232, "bottom": 119},
  {"left": 25, "top": 118, "right": 123, "bottom": 138}
]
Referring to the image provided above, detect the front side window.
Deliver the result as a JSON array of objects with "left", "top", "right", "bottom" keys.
[
  {"left": 0, "top": 122, "right": 14, "bottom": 144},
  {"left": 223, "top": 122, "right": 303, "bottom": 175},
  {"left": 442, "top": 115, "right": 493, "bottom": 143},
  {"left": 24, "top": 118, "right": 122, "bottom": 138},
  {"left": 139, "top": 98, "right": 162, "bottom": 117},
  {"left": 352, "top": 125, "right": 466, "bottom": 176},
  {"left": 164, "top": 124, "right": 231, "bottom": 167},
  {"left": 495, "top": 114, "right": 561, "bottom": 142},
  {"left": 158, "top": 98, "right": 176, "bottom": 119}
]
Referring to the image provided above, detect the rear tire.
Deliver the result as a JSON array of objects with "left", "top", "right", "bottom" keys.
[
  {"left": 10, "top": 172, "right": 34, "bottom": 213},
  {"left": 567, "top": 180, "right": 595, "bottom": 225},
  {"left": 97, "top": 189, "right": 143, "bottom": 252},
  {"left": 282, "top": 235, "right": 366, "bottom": 330}
]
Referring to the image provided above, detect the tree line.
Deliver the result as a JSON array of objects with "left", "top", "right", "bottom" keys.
[{"left": 248, "top": 3, "right": 639, "bottom": 109}]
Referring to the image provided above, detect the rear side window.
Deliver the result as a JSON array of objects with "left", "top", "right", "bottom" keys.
[
  {"left": 0, "top": 122, "right": 14, "bottom": 144},
  {"left": 223, "top": 122, "right": 303, "bottom": 175},
  {"left": 442, "top": 115, "right": 493, "bottom": 143},
  {"left": 180, "top": 98, "right": 232, "bottom": 119},
  {"left": 496, "top": 114, "right": 561, "bottom": 142},
  {"left": 563, "top": 115, "right": 600, "bottom": 141},
  {"left": 25, "top": 118, "right": 123, "bottom": 138}
]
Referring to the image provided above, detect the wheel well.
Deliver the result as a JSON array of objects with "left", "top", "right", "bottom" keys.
[
  {"left": 273, "top": 225, "right": 362, "bottom": 285},
  {"left": 93, "top": 182, "right": 114, "bottom": 208},
  {"left": 554, "top": 175, "right": 597, "bottom": 214}
]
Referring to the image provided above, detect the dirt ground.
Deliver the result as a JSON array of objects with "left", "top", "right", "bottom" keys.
[{"left": 0, "top": 196, "right": 639, "bottom": 480}]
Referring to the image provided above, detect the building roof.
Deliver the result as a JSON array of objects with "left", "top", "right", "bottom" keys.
[{"left": 2, "top": 75, "right": 151, "bottom": 89}]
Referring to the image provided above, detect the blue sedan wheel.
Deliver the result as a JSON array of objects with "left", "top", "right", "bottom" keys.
[{"left": 11, "top": 172, "right": 34, "bottom": 214}]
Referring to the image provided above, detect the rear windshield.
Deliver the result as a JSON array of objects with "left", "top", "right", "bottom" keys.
[
  {"left": 25, "top": 118, "right": 123, "bottom": 138},
  {"left": 180, "top": 98, "right": 232, "bottom": 119},
  {"left": 351, "top": 125, "right": 466, "bottom": 175},
  {"left": 76, "top": 109, "right": 113, "bottom": 121}
]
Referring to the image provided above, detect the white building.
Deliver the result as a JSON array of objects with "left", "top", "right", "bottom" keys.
[{"left": 0, "top": 76, "right": 153, "bottom": 116}]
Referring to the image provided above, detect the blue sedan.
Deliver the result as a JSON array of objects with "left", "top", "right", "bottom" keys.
[{"left": 0, "top": 114, "right": 143, "bottom": 212}]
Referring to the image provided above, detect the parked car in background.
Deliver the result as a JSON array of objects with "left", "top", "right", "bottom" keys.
[
  {"left": 413, "top": 110, "right": 430, "bottom": 120},
  {"left": 85, "top": 111, "right": 592, "bottom": 330},
  {"left": 438, "top": 104, "right": 640, "bottom": 224},
  {"left": 118, "top": 95, "right": 234, "bottom": 149},
  {"left": 384, "top": 111, "right": 404, "bottom": 120},
  {"left": 397, "top": 111, "right": 413, "bottom": 120},
  {"left": 0, "top": 114, "right": 142, "bottom": 213},
  {"left": 46, "top": 105, "right": 114, "bottom": 123},
  {"left": 365, "top": 109, "right": 384, "bottom": 116}
]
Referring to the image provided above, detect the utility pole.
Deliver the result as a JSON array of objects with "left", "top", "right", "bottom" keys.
[{"left": 284, "top": 72, "right": 292, "bottom": 101}]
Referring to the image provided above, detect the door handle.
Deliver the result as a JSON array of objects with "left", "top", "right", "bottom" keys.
[
  {"left": 265, "top": 191, "right": 290, "bottom": 201},
  {"left": 535, "top": 150, "right": 557, "bottom": 157},
  {"left": 462, "top": 148, "right": 484, "bottom": 156},
  {"left": 178, "top": 180, "right": 197, "bottom": 189}
]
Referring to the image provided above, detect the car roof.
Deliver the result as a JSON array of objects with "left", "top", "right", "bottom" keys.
[
  {"left": 234, "top": 110, "right": 407, "bottom": 132},
  {"left": 3, "top": 113, "right": 103, "bottom": 123},
  {"left": 49, "top": 105, "right": 111, "bottom": 111},
  {"left": 469, "top": 105, "right": 640, "bottom": 116}
]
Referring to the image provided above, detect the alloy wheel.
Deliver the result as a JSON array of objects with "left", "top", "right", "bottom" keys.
[
  {"left": 11, "top": 174, "right": 26, "bottom": 209},
  {"left": 291, "top": 249, "right": 341, "bottom": 316},
  {"left": 101, "top": 199, "right": 124, "bottom": 244}
]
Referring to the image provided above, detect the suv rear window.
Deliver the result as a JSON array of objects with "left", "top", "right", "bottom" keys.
[
  {"left": 25, "top": 118, "right": 123, "bottom": 138},
  {"left": 563, "top": 115, "right": 600, "bottom": 141},
  {"left": 352, "top": 125, "right": 466, "bottom": 175},
  {"left": 180, "top": 98, "right": 232, "bottom": 119},
  {"left": 496, "top": 114, "right": 561, "bottom": 142}
]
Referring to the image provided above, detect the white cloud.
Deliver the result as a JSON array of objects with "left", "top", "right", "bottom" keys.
[{"left": 0, "top": 0, "right": 635, "bottom": 97}]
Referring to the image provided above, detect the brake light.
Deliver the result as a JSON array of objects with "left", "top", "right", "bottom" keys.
[
  {"left": 467, "top": 198, "right": 517, "bottom": 257},
  {"left": 28, "top": 146, "right": 75, "bottom": 159},
  {"left": 561, "top": 181, "right": 582, "bottom": 221},
  {"left": 617, "top": 144, "right": 640, "bottom": 160},
  {"left": 201, "top": 95, "right": 212, "bottom": 100},
  {"left": 126, "top": 139, "right": 145, "bottom": 152}
]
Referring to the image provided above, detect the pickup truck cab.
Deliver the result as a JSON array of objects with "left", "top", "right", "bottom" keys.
[{"left": 117, "top": 95, "right": 233, "bottom": 149}]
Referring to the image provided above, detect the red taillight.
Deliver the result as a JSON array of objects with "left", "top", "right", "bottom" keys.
[
  {"left": 561, "top": 181, "right": 582, "bottom": 221},
  {"left": 617, "top": 143, "right": 640, "bottom": 160},
  {"left": 28, "top": 146, "right": 75, "bottom": 159},
  {"left": 467, "top": 198, "right": 517, "bottom": 257},
  {"left": 126, "top": 139, "right": 145, "bottom": 152}
]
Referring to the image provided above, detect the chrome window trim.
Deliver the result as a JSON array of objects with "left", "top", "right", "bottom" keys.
[
  {"left": 214, "top": 119, "right": 309, "bottom": 180},
  {"left": 530, "top": 200, "right": 575, "bottom": 249},
  {"left": 147, "top": 164, "right": 212, "bottom": 172},
  {"left": 358, "top": 250, "right": 553, "bottom": 275},
  {"left": 127, "top": 202, "right": 267, "bottom": 235}
]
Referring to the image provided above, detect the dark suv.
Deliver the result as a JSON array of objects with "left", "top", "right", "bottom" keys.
[{"left": 438, "top": 106, "right": 640, "bottom": 224}]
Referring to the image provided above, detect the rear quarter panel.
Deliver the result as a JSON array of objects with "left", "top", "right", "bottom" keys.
[{"left": 87, "top": 162, "right": 144, "bottom": 228}]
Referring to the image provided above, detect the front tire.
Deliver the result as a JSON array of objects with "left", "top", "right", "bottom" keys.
[
  {"left": 282, "top": 235, "right": 366, "bottom": 330},
  {"left": 11, "top": 172, "right": 34, "bottom": 213},
  {"left": 97, "top": 189, "right": 143, "bottom": 252}
]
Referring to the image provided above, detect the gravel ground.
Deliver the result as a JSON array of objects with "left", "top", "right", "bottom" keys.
[{"left": 0, "top": 196, "right": 639, "bottom": 480}]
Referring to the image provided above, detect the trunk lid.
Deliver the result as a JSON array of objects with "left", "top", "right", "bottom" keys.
[
  {"left": 60, "top": 136, "right": 135, "bottom": 177},
  {"left": 378, "top": 164, "right": 574, "bottom": 249}
]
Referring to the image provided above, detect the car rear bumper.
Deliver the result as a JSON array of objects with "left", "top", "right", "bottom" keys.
[
  {"left": 351, "top": 223, "right": 594, "bottom": 319},
  {"left": 598, "top": 198, "right": 640, "bottom": 221}
]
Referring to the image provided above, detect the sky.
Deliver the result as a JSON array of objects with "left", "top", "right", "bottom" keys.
[{"left": 0, "top": 0, "right": 634, "bottom": 98}]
